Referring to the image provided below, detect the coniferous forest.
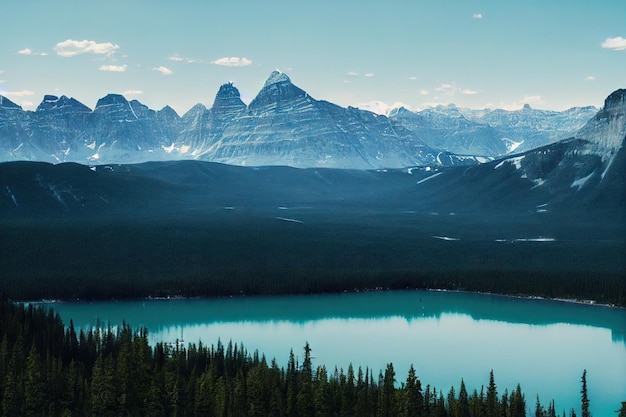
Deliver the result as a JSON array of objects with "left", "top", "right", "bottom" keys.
[{"left": 2, "top": 298, "right": 624, "bottom": 417}]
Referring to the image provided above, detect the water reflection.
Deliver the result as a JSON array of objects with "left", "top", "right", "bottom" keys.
[
  {"left": 43, "top": 290, "right": 626, "bottom": 417},
  {"left": 47, "top": 290, "right": 626, "bottom": 343}
]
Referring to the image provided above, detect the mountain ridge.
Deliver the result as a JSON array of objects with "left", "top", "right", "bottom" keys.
[{"left": 0, "top": 73, "right": 612, "bottom": 169}]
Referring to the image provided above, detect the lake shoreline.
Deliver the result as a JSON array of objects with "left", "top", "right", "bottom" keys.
[{"left": 29, "top": 285, "right": 626, "bottom": 310}]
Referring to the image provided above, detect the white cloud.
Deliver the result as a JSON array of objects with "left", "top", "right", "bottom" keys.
[
  {"left": 586, "top": 76, "right": 596, "bottom": 81},
  {"left": 364, "top": 73, "right": 374, "bottom": 77},
  {"left": 168, "top": 54, "right": 198, "bottom": 63},
  {"left": 472, "top": 13, "right": 483, "bottom": 19},
  {"left": 434, "top": 83, "right": 457, "bottom": 96},
  {"left": 211, "top": 57, "right": 253, "bottom": 67},
  {"left": 408, "top": 76, "right": 417, "bottom": 80},
  {"left": 419, "top": 101, "right": 449, "bottom": 109},
  {"left": 419, "top": 90, "right": 429, "bottom": 95},
  {"left": 0, "top": 80, "right": 5, "bottom": 84},
  {"left": 498, "top": 95, "right": 544, "bottom": 110},
  {"left": 21, "top": 101, "right": 34, "bottom": 109},
  {"left": 1, "top": 90, "right": 35, "bottom": 97},
  {"left": 357, "top": 101, "right": 409, "bottom": 115},
  {"left": 18, "top": 48, "right": 47, "bottom": 56},
  {"left": 99, "top": 64, "right": 127, "bottom": 72},
  {"left": 601, "top": 36, "right": 626, "bottom": 51},
  {"left": 346, "top": 71, "right": 359, "bottom": 76},
  {"left": 154, "top": 66, "right": 174, "bottom": 75},
  {"left": 123, "top": 90, "right": 143, "bottom": 97},
  {"left": 433, "top": 83, "right": 479, "bottom": 97},
  {"left": 54, "top": 39, "right": 120, "bottom": 57}
]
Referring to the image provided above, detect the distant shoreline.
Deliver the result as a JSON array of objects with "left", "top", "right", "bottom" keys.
[{"left": 29, "top": 286, "right": 626, "bottom": 310}]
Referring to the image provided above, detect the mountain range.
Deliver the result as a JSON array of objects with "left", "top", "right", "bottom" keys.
[
  {"left": 0, "top": 71, "right": 597, "bottom": 169},
  {"left": 0, "top": 86, "right": 624, "bottom": 301}
]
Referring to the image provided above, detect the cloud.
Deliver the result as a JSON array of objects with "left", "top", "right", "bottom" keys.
[
  {"left": 434, "top": 83, "right": 457, "bottom": 95},
  {"left": 498, "top": 95, "right": 544, "bottom": 110},
  {"left": 364, "top": 73, "right": 374, "bottom": 77},
  {"left": 1, "top": 90, "right": 35, "bottom": 97},
  {"left": 586, "top": 76, "right": 596, "bottom": 81},
  {"left": 54, "top": 39, "right": 120, "bottom": 57},
  {"left": 408, "top": 76, "right": 417, "bottom": 80},
  {"left": 346, "top": 71, "right": 359, "bottom": 76},
  {"left": 0, "top": 80, "right": 5, "bottom": 84},
  {"left": 154, "top": 66, "right": 174, "bottom": 75},
  {"left": 461, "top": 89, "right": 479, "bottom": 95},
  {"left": 601, "top": 36, "right": 626, "bottom": 51},
  {"left": 472, "top": 13, "right": 483, "bottom": 19},
  {"left": 99, "top": 64, "right": 127, "bottom": 72},
  {"left": 168, "top": 54, "right": 198, "bottom": 63},
  {"left": 419, "top": 90, "right": 429, "bottom": 95},
  {"left": 357, "top": 100, "right": 409, "bottom": 115},
  {"left": 602, "top": 36, "right": 626, "bottom": 51},
  {"left": 123, "top": 90, "right": 143, "bottom": 97},
  {"left": 211, "top": 57, "right": 253, "bottom": 67},
  {"left": 18, "top": 48, "right": 47, "bottom": 56}
]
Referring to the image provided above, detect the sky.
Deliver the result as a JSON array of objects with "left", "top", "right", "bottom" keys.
[{"left": 1, "top": 0, "right": 625, "bottom": 116}]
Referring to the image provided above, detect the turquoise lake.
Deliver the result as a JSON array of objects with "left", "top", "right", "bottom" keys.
[{"left": 43, "top": 290, "right": 626, "bottom": 416}]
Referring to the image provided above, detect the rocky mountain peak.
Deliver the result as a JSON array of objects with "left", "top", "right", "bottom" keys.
[
  {"left": 0, "top": 96, "right": 22, "bottom": 110},
  {"left": 575, "top": 89, "right": 625, "bottom": 162},
  {"left": 212, "top": 82, "right": 246, "bottom": 115},
  {"left": 248, "top": 71, "right": 308, "bottom": 113},
  {"left": 36, "top": 95, "right": 91, "bottom": 113},
  {"left": 94, "top": 94, "right": 138, "bottom": 121},
  {"left": 158, "top": 105, "right": 180, "bottom": 119},
  {"left": 603, "top": 89, "right": 626, "bottom": 111},
  {"left": 263, "top": 70, "right": 291, "bottom": 88},
  {"left": 95, "top": 93, "right": 130, "bottom": 110}
]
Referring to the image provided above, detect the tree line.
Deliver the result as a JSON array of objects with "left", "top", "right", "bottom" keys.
[{"left": 1, "top": 297, "right": 624, "bottom": 417}]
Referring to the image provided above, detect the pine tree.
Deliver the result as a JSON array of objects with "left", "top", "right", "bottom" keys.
[
  {"left": 297, "top": 342, "right": 315, "bottom": 417},
  {"left": 378, "top": 363, "right": 397, "bottom": 417},
  {"left": 404, "top": 365, "right": 424, "bottom": 417},
  {"left": 457, "top": 379, "right": 470, "bottom": 417},
  {"left": 23, "top": 344, "right": 46, "bottom": 417},
  {"left": 580, "top": 370, "right": 590, "bottom": 417},
  {"left": 486, "top": 370, "right": 499, "bottom": 417}
]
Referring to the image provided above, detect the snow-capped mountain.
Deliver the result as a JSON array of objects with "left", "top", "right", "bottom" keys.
[
  {"left": 389, "top": 103, "right": 598, "bottom": 158},
  {"left": 388, "top": 105, "right": 507, "bottom": 157},
  {"left": 0, "top": 72, "right": 602, "bottom": 169},
  {"left": 184, "top": 71, "right": 445, "bottom": 168},
  {"left": 0, "top": 72, "right": 447, "bottom": 169}
]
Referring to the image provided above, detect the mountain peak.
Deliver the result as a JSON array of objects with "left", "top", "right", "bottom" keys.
[
  {"left": 522, "top": 103, "right": 532, "bottom": 110},
  {"left": 36, "top": 95, "right": 91, "bottom": 112},
  {"left": 603, "top": 89, "right": 626, "bottom": 111},
  {"left": 263, "top": 70, "right": 291, "bottom": 88},
  {"left": 0, "top": 95, "right": 22, "bottom": 110},
  {"left": 212, "top": 82, "right": 246, "bottom": 115},
  {"left": 95, "top": 93, "right": 130, "bottom": 110}
]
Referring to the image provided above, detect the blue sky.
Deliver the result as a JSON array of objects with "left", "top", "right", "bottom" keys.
[{"left": 1, "top": 0, "right": 625, "bottom": 115}]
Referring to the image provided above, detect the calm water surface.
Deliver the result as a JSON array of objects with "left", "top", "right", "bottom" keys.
[{"left": 44, "top": 290, "right": 626, "bottom": 416}]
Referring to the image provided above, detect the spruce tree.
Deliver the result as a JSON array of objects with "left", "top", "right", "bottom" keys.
[{"left": 580, "top": 370, "right": 590, "bottom": 417}]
